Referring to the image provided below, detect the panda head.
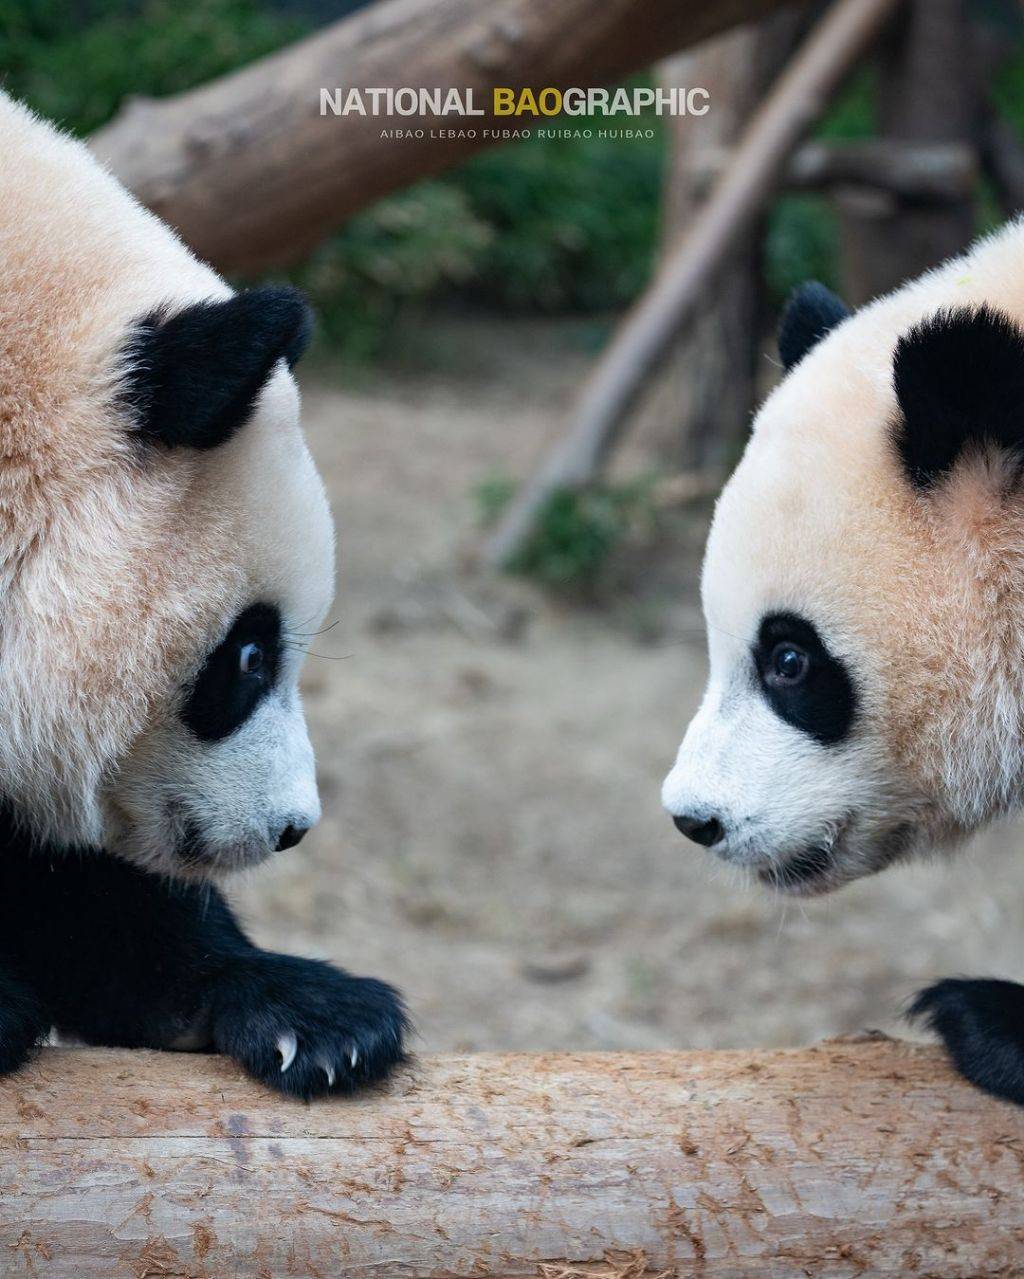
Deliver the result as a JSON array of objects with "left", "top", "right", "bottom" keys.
[
  {"left": 104, "top": 286, "right": 333, "bottom": 876},
  {"left": 0, "top": 277, "right": 333, "bottom": 877},
  {"left": 663, "top": 272, "right": 1024, "bottom": 895}
]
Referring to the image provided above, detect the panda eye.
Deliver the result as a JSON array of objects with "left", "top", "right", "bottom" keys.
[
  {"left": 767, "top": 642, "right": 809, "bottom": 686},
  {"left": 182, "top": 603, "right": 283, "bottom": 742},
  {"left": 754, "top": 612, "right": 857, "bottom": 747},
  {"left": 239, "top": 641, "right": 263, "bottom": 676}
]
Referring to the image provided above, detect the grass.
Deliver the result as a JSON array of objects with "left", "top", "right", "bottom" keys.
[{"left": 476, "top": 474, "right": 660, "bottom": 593}]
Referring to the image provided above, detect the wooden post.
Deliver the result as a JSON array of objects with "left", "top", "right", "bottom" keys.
[
  {"left": 482, "top": 0, "right": 901, "bottom": 570},
  {"left": 835, "top": 0, "right": 979, "bottom": 305},
  {"left": 3, "top": 1040, "right": 1024, "bottom": 1277},
  {"left": 657, "top": 13, "right": 803, "bottom": 472}
]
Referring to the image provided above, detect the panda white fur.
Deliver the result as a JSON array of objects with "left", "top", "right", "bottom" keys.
[
  {"left": 0, "top": 93, "right": 406, "bottom": 1097},
  {"left": 662, "top": 218, "right": 1024, "bottom": 1106}
]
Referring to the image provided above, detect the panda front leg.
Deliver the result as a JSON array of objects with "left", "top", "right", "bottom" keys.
[
  {"left": 911, "top": 979, "right": 1024, "bottom": 1106},
  {"left": 0, "top": 968, "right": 48, "bottom": 1076},
  {"left": 14, "top": 852, "right": 408, "bottom": 1099}
]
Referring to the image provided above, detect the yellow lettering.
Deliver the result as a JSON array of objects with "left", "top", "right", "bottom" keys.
[
  {"left": 493, "top": 88, "right": 516, "bottom": 115},
  {"left": 538, "top": 87, "right": 562, "bottom": 116}
]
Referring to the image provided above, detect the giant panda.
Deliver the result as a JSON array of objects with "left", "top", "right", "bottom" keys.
[
  {"left": 0, "top": 93, "right": 406, "bottom": 1098},
  {"left": 662, "top": 219, "right": 1024, "bottom": 1107}
]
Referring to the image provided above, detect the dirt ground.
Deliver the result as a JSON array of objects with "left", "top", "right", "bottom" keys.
[{"left": 236, "top": 313, "right": 1024, "bottom": 1054}]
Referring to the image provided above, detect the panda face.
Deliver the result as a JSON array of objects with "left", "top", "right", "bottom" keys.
[
  {"left": 663, "top": 264, "right": 1024, "bottom": 896},
  {"left": 662, "top": 426, "right": 921, "bottom": 896},
  {"left": 103, "top": 365, "right": 335, "bottom": 878},
  {"left": 0, "top": 100, "right": 339, "bottom": 879}
]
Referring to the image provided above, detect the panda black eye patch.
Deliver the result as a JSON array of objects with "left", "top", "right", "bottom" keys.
[
  {"left": 182, "top": 603, "right": 283, "bottom": 742},
  {"left": 753, "top": 612, "right": 857, "bottom": 746}
]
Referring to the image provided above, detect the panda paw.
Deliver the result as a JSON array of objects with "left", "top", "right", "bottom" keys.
[
  {"left": 909, "top": 977, "right": 1024, "bottom": 1106},
  {"left": 211, "top": 952, "right": 408, "bottom": 1100}
]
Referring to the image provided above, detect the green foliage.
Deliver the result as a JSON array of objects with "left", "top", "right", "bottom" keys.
[
  {"left": 292, "top": 185, "right": 492, "bottom": 361},
  {"left": 992, "top": 48, "right": 1024, "bottom": 137},
  {"left": 813, "top": 66, "right": 877, "bottom": 141},
  {"left": 474, "top": 475, "right": 518, "bottom": 529},
  {"left": 455, "top": 125, "right": 664, "bottom": 313},
  {"left": 297, "top": 120, "right": 665, "bottom": 350},
  {"left": 476, "top": 475, "right": 658, "bottom": 591},
  {"left": 0, "top": 0, "right": 302, "bottom": 136},
  {"left": 763, "top": 194, "right": 841, "bottom": 306}
]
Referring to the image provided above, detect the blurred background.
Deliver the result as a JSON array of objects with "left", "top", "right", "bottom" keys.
[{"left": 8, "top": 0, "right": 1024, "bottom": 1051}]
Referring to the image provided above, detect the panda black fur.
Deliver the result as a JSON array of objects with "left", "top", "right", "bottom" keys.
[
  {"left": 0, "top": 813, "right": 405, "bottom": 1097},
  {"left": 0, "top": 95, "right": 406, "bottom": 1097},
  {"left": 663, "top": 229, "right": 1024, "bottom": 1108}
]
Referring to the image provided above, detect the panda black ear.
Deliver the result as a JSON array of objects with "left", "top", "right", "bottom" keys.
[
  {"left": 778, "top": 281, "right": 850, "bottom": 371},
  {"left": 121, "top": 285, "right": 313, "bottom": 450},
  {"left": 892, "top": 306, "right": 1024, "bottom": 490}
]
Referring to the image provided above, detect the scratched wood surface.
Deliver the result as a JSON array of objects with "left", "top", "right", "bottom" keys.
[{"left": 1, "top": 1041, "right": 1023, "bottom": 1278}]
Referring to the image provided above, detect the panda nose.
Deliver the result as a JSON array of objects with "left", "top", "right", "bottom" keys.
[
  {"left": 672, "top": 813, "right": 725, "bottom": 848},
  {"left": 275, "top": 823, "right": 310, "bottom": 852}
]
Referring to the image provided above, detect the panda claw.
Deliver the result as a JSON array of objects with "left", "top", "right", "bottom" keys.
[
  {"left": 277, "top": 1031, "right": 297, "bottom": 1073},
  {"left": 215, "top": 957, "right": 408, "bottom": 1098}
]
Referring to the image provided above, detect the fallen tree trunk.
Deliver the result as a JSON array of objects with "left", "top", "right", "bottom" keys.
[
  {"left": 481, "top": 0, "right": 900, "bottom": 569},
  {"left": 90, "top": 0, "right": 802, "bottom": 275},
  {"left": 3, "top": 1040, "right": 1024, "bottom": 1277}
]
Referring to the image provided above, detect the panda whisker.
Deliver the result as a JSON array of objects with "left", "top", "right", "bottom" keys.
[
  {"left": 703, "top": 619, "right": 749, "bottom": 646},
  {"left": 285, "top": 618, "right": 342, "bottom": 639},
  {"left": 286, "top": 641, "right": 354, "bottom": 662},
  {"left": 644, "top": 619, "right": 748, "bottom": 648},
  {"left": 644, "top": 631, "right": 710, "bottom": 649}
]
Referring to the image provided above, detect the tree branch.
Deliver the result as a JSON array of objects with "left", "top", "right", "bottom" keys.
[{"left": 90, "top": 0, "right": 804, "bottom": 274}]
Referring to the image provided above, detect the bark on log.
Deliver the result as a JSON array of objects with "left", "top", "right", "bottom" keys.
[
  {"left": 481, "top": 0, "right": 901, "bottom": 570},
  {"left": 3, "top": 1040, "right": 1024, "bottom": 1278},
  {"left": 89, "top": 0, "right": 804, "bottom": 275}
]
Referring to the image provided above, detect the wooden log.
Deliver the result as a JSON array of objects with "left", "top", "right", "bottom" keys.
[
  {"left": 787, "top": 138, "right": 977, "bottom": 198},
  {"left": 481, "top": 0, "right": 901, "bottom": 569},
  {"left": 89, "top": 0, "right": 803, "bottom": 275},
  {"left": 692, "top": 139, "right": 979, "bottom": 201},
  {"left": 3, "top": 1039, "right": 1024, "bottom": 1277}
]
